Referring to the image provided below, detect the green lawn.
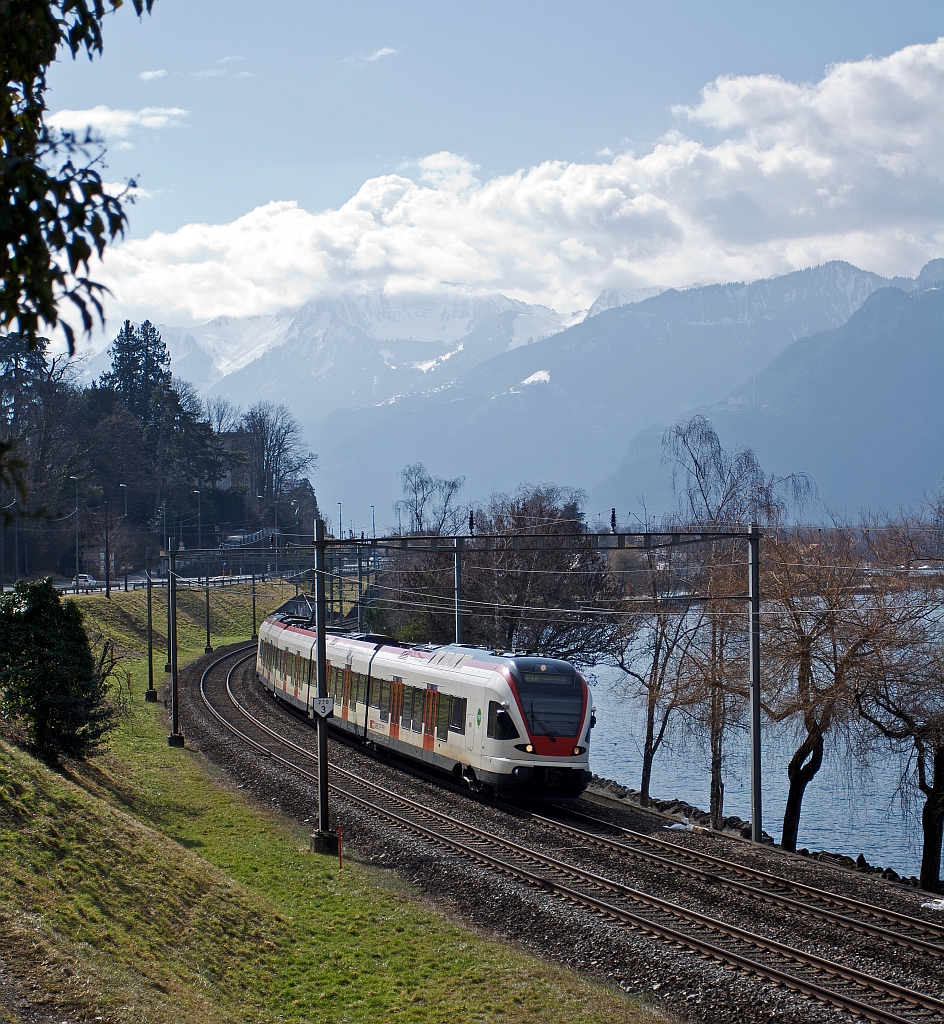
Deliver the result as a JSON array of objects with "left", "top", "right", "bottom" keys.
[{"left": 0, "top": 589, "right": 663, "bottom": 1024}]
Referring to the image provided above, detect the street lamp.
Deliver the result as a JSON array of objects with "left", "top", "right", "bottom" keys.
[
  {"left": 193, "top": 489, "right": 202, "bottom": 549},
  {"left": 371, "top": 505, "right": 375, "bottom": 539},
  {"left": 338, "top": 502, "right": 342, "bottom": 539},
  {"left": 70, "top": 475, "right": 79, "bottom": 588},
  {"left": 119, "top": 482, "right": 128, "bottom": 518}
]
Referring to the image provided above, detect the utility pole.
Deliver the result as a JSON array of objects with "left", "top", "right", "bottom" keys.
[
  {"left": 204, "top": 570, "right": 213, "bottom": 654},
  {"left": 70, "top": 475, "right": 79, "bottom": 589},
  {"left": 251, "top": 571, "right": 257, "bottom": 640},
  {"left": 119, "top": 483, "right": 128, "bottom": 590},
  {"left": 356, "top": 545, "right": 363, "bottom": 631},
  {"left": 103, "top": 503, "right": 111, "bottom": 599},
  {"left": 145, "top": 549, "right": 157, "bottom": 702},
  {"left": 310, "top": 517, "right": 334, "bottom": 852},
  {"left": 454, "top": 537, "right": 463, "bottom": 644},
  {"left": 371, "top": 505, "right": 375, "bottom": 538},
  {"left": 328, "top": 551, "right": 335, "bottom": 626},
  {"left": 748, "top": 522, "right": 763, "bottom": 842},
  {"left": 168, "top": 551, "right": 184, "bottom": 747},
  {"left": 194, "top": 489, "right": 202, "bottom": 550}
]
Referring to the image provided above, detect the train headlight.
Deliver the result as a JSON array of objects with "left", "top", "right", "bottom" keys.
[
  {"left": 573, "top": 746, "right": 584, "bottom": 756},
  {"left": 514, "top": 743, "right": 534, "bottom": 753}
]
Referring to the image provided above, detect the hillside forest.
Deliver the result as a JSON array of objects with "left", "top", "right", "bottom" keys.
[{"left": 0, "top": 323, "right": 319, "bottom": 582}]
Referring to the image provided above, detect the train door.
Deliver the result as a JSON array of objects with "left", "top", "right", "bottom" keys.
[
  {"left": 389, "top": 679, "right": 403, "bottom": 740},
  {"left": 423, "top": 688, "right": 438, "bottom": 752},
  {"left": 305, "top": 651, "right": 315, "bottom": 718},
  {"left": 465, "top": 694, "right": 477, "bottom": 752},
  {"left": 341, "top": 667, "right": 352, "bottom": 721}
]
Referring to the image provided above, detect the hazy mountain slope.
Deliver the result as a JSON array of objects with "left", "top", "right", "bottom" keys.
[
  {"left": 594, "top": 282, "right": 944, "bottom": 517},
  {"left": 312, "top": 261, "right": 908, "bottom": 520},
  {"left": 194, "top": 294, "right": 585, "bottom": 418}
]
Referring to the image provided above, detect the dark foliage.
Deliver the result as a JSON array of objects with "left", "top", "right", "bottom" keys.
[
  {"left": 1, "top": 0, "right": 154, "bottom": 352},
  {"left": 0, "top": 577, "right": 118, "bottom": 756}
]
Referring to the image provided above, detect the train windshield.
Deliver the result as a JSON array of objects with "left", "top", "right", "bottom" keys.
[{"left": 512, "top": 668, "right": 583, "bottom": 739}]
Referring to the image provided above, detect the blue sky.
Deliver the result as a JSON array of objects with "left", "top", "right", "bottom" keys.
[{"left": 46, "top": 1, "right": 944, "bottom": 329}]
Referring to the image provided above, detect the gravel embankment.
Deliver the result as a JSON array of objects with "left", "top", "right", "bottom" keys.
[{"left": 173, "top": 646, "right": 941, "bottom": 1024}]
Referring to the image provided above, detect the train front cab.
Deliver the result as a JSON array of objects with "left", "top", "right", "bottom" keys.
[{"left": 473, "top": 655, "right": 593, "bottom": 799}]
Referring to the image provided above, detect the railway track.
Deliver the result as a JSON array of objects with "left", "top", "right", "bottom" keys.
[
  {"left": 531, "top": 807, "right": 944, "bottom": 955},
  {"left": 197, "top": 647, "right": 944, "bottom": 1024}
]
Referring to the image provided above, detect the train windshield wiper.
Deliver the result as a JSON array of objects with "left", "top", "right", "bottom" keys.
[{"left": 529, "top": 701, "right": 557, "bottom": 742}]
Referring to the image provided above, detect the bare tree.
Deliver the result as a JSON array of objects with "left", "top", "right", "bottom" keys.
[
  {"left": 205, "top": 395, "right": 242, "bottom": 435},
  {"left": 856, "top": 661, "right": 944, "bottom": 892},
  {"left": 396, "top": 463, "right": 465, "bottom": 535},
  {"left": 765, "top": 521, "right": 940, "bottom": 854},
  {"left": 461, "top": 484, "right": 622, "bottom": 666},
  {"left": 851, "top": 520, "right": 944, "bottom": 890},
  {"left": 607, "top": 538, "right": 701, "bottom": 805},
  {"left": 664, "top": 415, "right": 815, "bottom": 526},
  {"left": 242, "top": 401, "right": 316, "bottom": 507},
  {"left": 663, "top": 415, "right": 814, "bottom": 829},
  {"left": 373, "top": 482, "right": 623, "bottom": 666}
]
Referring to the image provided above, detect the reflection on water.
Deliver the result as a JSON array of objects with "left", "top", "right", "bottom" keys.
[{"left": 587, "top": 665, "right": 928, "bottom": 878}]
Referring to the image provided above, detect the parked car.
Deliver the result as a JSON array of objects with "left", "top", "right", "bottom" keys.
[{"left": 71, "top": 574, "right": 99, "bottom": 590}]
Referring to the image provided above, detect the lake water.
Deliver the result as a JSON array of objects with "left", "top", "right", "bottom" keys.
[{"left": 586, "top": 665, "right": 931, "bottom": 879}]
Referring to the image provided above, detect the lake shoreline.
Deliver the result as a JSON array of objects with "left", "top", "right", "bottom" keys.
[{"left": 587, "top": 773, "right": 924, "bottom": 888}]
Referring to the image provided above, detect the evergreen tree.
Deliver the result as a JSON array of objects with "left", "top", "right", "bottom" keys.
[
  {"left": 100, "top": 319, "right": 171, "bottom": 422},
  {"left": 0, "top": 578, "right": 118, "bottom": 758}
]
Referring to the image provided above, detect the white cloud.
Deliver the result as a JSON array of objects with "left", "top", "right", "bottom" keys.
[
  {"left": 103, "top": 182, "right": 153, "bottom": 200},
  {"left": 342, "top": 46, "right": 399, "bottom": 67},
  {"left": 99, "top": 39, "right": 944, "bottom": 323},
  {"left": 217, "top": 55, "right": 242, "bottom": 64},
  {"left": 192, "top": 69, "right": 227, "bottom": 78},
  {"left": 138, "top": 69, "right": 167, "bottom": 81},
  {"left": 48, "top": 105, "right": 188, "bottom": 138}
]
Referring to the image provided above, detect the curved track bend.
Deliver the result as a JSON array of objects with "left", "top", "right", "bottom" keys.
[{"left": 197, "top": 647, "right": 944, "bottom": 1024}]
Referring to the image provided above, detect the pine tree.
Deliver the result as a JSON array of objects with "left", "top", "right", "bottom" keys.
[
  {"left": 100, "top": 319, "right": 171, "bottom": 422},
  {"left": 0, "top": 579, "right": 119, "bottom": 758}
]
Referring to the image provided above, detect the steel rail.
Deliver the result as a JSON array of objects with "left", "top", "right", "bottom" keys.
[
  {"left": 547, "top": 805, "right": 944, "bottom": 943},
  {"left": 195, "top": 650, "right": 943, "bottom": 1024}
]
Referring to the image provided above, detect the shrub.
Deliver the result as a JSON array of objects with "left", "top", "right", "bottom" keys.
[{"left": 0, "top": 578, "right": 119, "bottom": 757}]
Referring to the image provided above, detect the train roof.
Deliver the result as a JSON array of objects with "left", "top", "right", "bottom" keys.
[{"left": 264, "top": 595, "right": 578, "bottom": 671}]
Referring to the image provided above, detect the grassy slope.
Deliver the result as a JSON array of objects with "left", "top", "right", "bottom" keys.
[{"left": 0, "top": 589, "right": 661, "bottom": 1024}]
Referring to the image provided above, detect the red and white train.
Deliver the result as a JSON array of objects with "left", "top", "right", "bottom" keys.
[{"left": 256, "top": 595, "right": 594, "bottom": 799}]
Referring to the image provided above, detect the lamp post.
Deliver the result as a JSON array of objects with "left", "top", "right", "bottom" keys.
[
  {"left": 145, "top": 549, "right": 157, "bottom": 701},
  {"left": 337, "top": 502, "right": 342, "bottom": 539},
  {"left": 194, "top": 489, "right": 202, "bottom": 549},
  {"left": 370, "top": 505, "right": 375, "bottom": 538},
  {"left": 103, "top": 501, "right": 111, "bottom": 599},
  {"left": 118, "top": 484, "right": 128, "bottom": 590},
  {"left": 70, "top": 476, "right": 79, "bottom": 589}
]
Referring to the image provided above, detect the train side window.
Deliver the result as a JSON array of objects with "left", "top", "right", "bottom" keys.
[
  {"left": 411, "top": 687, "right": 424, "bottom": 733},
  {"left": 401, "top": 685, "right": 414, "bottom": 730},
  {"left": 356, "top": 671, "right": 368, "bottom": 706},
  {"left": 379, "top": 679, "right": 390, "bottom": 721},
  {"left": 369, "top": 676, "right": 380, "bottom": 710},
  {"left": 487, "top": 701, "right": 520, "bottom": 741},
  {"left": 449, "top": 696, "right": 466, "bottom": 734},
  {"left": 436, "top": 694, "right": 451, "bottom": 741}
]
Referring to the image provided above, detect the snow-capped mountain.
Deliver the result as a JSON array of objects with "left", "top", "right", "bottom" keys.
[{"left": 153, "top": 293, "right": 586, "bottom": 416}]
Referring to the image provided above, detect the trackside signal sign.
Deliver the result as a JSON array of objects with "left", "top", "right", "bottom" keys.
[{"left": 311, "top": 697, "right": 334, "bottom": 718}]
